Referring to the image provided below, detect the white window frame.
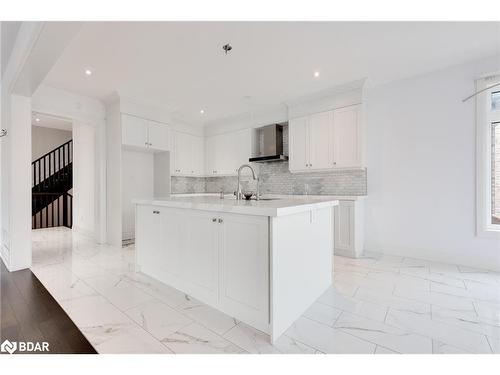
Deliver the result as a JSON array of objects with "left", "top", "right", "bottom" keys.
[{"left": 476, "top": 74, "right": 500, "bottom": 237}]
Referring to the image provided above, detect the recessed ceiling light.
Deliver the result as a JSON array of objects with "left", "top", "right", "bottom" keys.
[
  {"left": 314, "top": 71, "right": 320, "bottom": 78},
  {"left": 35, "top": 118, "right": 41, "bottom": 122},
  {"left": 85, "top": 69, "right": 92, "bottom": 76},
  {"left": 200, "top": 109, "right": 205, "bottom": 114}
]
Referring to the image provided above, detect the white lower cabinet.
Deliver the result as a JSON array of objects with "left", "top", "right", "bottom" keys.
[
  {"left": 135, "top": 205, "right": 165, "bottom": 282},
  {"left": 135, "top": 206, "right": 270, "bottom": 331},
  {"left": 183, "top": 210, "right": 219, "bottom": 305},
  {"left": 219, "top": 214, "right": 269, "bottom": 331}
]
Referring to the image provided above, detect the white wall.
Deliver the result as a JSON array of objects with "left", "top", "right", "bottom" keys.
[
  {"left": 32, "top": 126, "right": 72, "bottom": 161},
  {"left": 32, "top": 85, "right": 107, "bottom": 243},
  {"left": 122, "top": 149, "right": 154, "bottom": 240},
  {"left": 364, "top": 56, "right": 500, "bottom": 271},
  {"left": 72, "top": 122, "right": 96, "bottom": 237}
]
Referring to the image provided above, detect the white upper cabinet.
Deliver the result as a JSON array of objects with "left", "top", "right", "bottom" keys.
[
  {"left": 191, "top": 136, "right": 205, "bottom": 175},
  {"left": 289, "top": 105, "right": 361, "bottom": 172},
  {"left": 173, "top": 131, "right": 191, "bottom": 175},
  {"left": 309, "top": 111, "right": 334, "bottom": 170},
  {"left": 332, "top": 105, "right": 361, "bottom": 168},
  {"left": 121, "top": 114, "right": 170, "bottom": 152},
  {"left": 289, "top": 116, "right": 309, "bottom": 171},
  {"left": 122, "top": 114, "right": 149, "bottom": 148},
  {"left": 147, "top": 120, "right": 170, "bottom": 151},
  {"left": 206, "top": 129, "right": 255, "bottom": 176},
  {"left": 172, "top": 131, "right": 205, "bottom": 176}
]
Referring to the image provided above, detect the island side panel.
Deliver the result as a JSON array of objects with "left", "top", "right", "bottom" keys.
[{"left": 270, "top": 207, "right": 333, "bottom": 342}]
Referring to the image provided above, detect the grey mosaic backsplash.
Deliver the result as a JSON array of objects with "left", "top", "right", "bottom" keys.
[
  {"left": 172, "top": 163, "right": 367, "bottom": 196},
  {"left": 171, "top": 176, "right": 206, "bottom": 194},
  {"left": 171, "top": 124, "right": 367, "bottom": 196}
]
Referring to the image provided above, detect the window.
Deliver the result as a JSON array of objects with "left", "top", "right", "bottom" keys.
[
  {"left": 492, "top": 121, "right": 500, "bottom": 225},
  {"left": 477, "top": 76, "right": 500, "bottom": 235},
  {"left": 492, "top": 91, "right": 500, "bottom": 111}
]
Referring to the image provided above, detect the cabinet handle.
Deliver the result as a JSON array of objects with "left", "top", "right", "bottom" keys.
[
  {"left": 218, "top": 218, "right": 223, "bottom": 224},
  {"left": 153, "top": 210, "right": 160, "bottom": 214},
  {"left": 212, "top": 218, "right": 217, "bottom": 222}
]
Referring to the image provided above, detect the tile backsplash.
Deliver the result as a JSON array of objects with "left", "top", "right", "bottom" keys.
[
  {"left": 171, "top": 124, "right": 367, "bottom": 196},
  {"left": 172, "top": 163, "right": 367, "bottom": 196}
]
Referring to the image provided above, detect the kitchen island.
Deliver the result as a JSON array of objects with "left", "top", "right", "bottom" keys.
[{"left": 134, "top": 195, "right": 338, "bottom": 342}]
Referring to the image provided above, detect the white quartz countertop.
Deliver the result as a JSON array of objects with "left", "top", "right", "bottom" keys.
[{"left": 133, "top": 195, "right": 339, "bottom": 217}]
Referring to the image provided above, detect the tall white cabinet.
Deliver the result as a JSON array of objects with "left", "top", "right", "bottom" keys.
[{"left": 289, "top": 105, "right": 361, "bottom": 172}]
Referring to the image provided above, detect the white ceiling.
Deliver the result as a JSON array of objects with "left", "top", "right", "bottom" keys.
[
  {"left": 42, "top": 22, "right": 500, "bottom": 126},
  {"left": 32, "top": 113, "right": 72, "bottom": 131}
]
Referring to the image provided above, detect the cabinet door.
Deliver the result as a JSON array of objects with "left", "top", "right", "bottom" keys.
[
  {"left": 232, "top": 129, "right": 253, "bottom": 175},
  {"left": 191, "top": 136, "right": 205, "bottom": 176},
  {"left": 183, "top": 211, "right": 219, "bottom": 305},
  {"left": 122, "top": 114, "right": 148, "bottom": 148},
  {"left": 148, "top": 121, "right": 170, "bottom": 151},
  {"left": 333, "top": 106, "right": 360, "bottom": 168},
  {"left": 206, "top": 134, "right": 226, "bottom": 175},
  {"left": 289, "top": 116, "right": 309, "bottom": 172},
  {"left": 173, "top": 131, "right": 192, "bottom": 175},
  {"left": 205, "top": 136, "right": 217, "bottom": 175},
  {"left": 219, "top": 213, "right": 269, "bottom": 331},
  {"left": 136, "top": 205, "right": 163, "bottom": 281},
  {"left": 334, "top": 200, "right": 354, "bottom": 253},
  {"left": 160, "top": 208, "right": 186, "bottom": 287},
  {"left": 309, "top": 110, "right": 334, "bottom": 170}
]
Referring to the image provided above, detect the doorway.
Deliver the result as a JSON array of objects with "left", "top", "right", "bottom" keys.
[{"left": 31, "top": 113, "right": 73, "bottom": 230}]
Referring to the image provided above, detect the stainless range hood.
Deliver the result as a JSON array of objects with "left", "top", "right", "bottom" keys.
[{"left": 249, "top": 123, "right": 289, "bottom": 163}]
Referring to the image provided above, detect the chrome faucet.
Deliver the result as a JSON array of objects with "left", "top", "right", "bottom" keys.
[{"left": 236, "top": 164, "right": 257, "bottom": 200}]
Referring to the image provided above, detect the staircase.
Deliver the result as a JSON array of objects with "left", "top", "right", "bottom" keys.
[{"left": 32, "top": 140, "right": 73, "bottom": 229}]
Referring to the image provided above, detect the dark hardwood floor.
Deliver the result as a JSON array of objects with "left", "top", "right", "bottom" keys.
[{"left": 0, "top": 260, "right": 97, "bottom": 354}]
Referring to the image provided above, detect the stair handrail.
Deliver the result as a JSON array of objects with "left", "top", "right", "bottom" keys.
[{"left": 31, "top": 139, "right": 73, "bottom": 166}]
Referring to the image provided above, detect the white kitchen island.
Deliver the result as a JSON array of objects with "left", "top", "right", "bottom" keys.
[{"left": 134, "top": 195, "right": 338, "bottom": 342}]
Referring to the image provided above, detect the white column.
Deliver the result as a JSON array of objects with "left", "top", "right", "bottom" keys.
[{"left": 2, "top": 94, "right": 32, "bottom": 271}]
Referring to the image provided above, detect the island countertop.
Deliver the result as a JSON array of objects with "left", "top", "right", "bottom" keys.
[{"left": 133, "top": 195, "right": 339, "bottom": 217}]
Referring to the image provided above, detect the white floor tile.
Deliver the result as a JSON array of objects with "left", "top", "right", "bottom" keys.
[
  {"left": 60, "top": 295, "right": 133, "bottom": 328},
  {"left": 83, "top": 274, "right": 156, "bottom": 311},
  {"left": 318, "top": 287, "right": 388, "bottom": 322},
  {"left": 125, "top": 300, "right": 193, "bottom": 341},
  {"left": 334, "top": 312, "right": 432, "bottom": 353},
  {"left": 374, "top": 346, "right": 400, "bottom": 354},
  {"left": 30, "top": 228, "right": 500, "bottom": 355},
  {"left": 386, "top": 309, "right": 492, "bottom": 353},
  {"left": 303, "top": 302, "right": 342, "bottom": 326},
  {"left": 273, "top": 335, "right": 320, "bottom": 354},
  {"left": 82, "top": 323, "right": 172, "bottom": 354},
  {"left": 284, "top": 316, "right": 376, "bottom": 354},
  {"left": 177, "top": 300, "right": 238, "bottom": 336},
  {"left": 223, "top": 323, "right": 280, "bottom": 354},
  {"left": 354, "top": 287, "right": 431, "bottom": 317},
  {"left": 163, "top": 323, "right": 244, "bottom": 354}
]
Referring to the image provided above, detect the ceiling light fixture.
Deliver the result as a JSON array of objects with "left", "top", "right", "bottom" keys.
[
  {"left": 314, "top": 71, "right": 320, "bottom": 78},
  {"left": 35, "top": 118, "right": 41, "bottom": 122},
  {"left": 200, "top": 109, "right": 205, "bottom": 114},
  {"left": 222, "top": 43, "right": 232, "bottom": 55},
  {"left": 85, "top": 69, "right": 92, "bottom": 76}
]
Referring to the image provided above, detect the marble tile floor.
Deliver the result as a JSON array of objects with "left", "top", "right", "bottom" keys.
[{"left": 30, "top": 227, "right": 500, "bottom": 354}]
